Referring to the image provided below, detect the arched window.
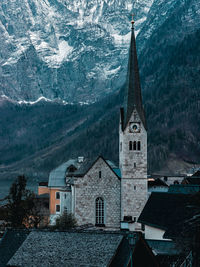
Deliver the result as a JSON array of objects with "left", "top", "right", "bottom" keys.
[
  {"left": 137, "top": 141, "right": 141, "bottom": 151},
  {"left": 133, "top": 141, "right": 137, "bottom": 150},
  {"left": 95, "top": 197, "right": 105, "bottom": 225},
  {"left": 129, "top": 141, "right": 132, "bottom": 150}
]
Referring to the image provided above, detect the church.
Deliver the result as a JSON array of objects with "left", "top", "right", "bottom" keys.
[{"left": 38, "top": 19, "right": 148, "bottom": 231}]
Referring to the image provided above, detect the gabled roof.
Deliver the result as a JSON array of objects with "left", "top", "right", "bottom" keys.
[
  {"left": 49, "top": 156, "right": 120, "bottom": 187},
  {"left": 138, "top": 192, "right": 198, "bottom": 231},
  {"left": 192, "top": 170, "right": 200, "bottom": 177},
  {"left": 72, "top": 156, "right": 120, "bottom": 179},
  {"left": 0, "top": 229, "right": 29, "bottom": 267},
  {"left": 122, "top": 25, "right": 146, "bottom": 131},
  {"left": 183, "top": 177, "right": 200, "bottom": 185},
  {"left": 8, "top": 231, "right": 124, "bottom": 267}
]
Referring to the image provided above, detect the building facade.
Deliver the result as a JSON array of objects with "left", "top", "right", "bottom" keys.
[{"left": 38, "top": 22, "right": 147, "bottom": 230}]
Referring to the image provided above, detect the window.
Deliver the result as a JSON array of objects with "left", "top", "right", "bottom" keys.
[
  {"left": 137, "top": 141, "right": 141, "bottom": 151},
  {"left": 95, "top": 197, "right": 105, "bottom": 226},
  {"left": 56, "top": 205, "right": 60, "bottom": 213},
  {"left": 67, "top": 165, "right": 77, "bottom": 173},
  {"left": 129, "top": 141, "right": 132, "bottom": 150},
  {"left": 99, "top": 171, "right": 102, "bottom": 179},
  {"left": 120, "top": 142, "right": 122, "bottom": 151},
  {"left": 134, "top": 163, "right": 136, "bottom": 168},
  {"left": 133, "top": 141, "right": 137, "bottom": 151},
  {"left": 56, "top": 192, "right": 60, "bottom": 199},
  {"left": 64, "top": 193, "right": 67, "bottom": 199},
  {"left": 142, "top": 224, "right": 145, "bottom": 231},
  {"left": 164, "top": 176, "right": 168, "bottom": 181},
  {"left": 134, "top": 186, "right": 136, "bottom": 190}
]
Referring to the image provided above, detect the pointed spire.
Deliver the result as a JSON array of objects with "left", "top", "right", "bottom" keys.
[{"left": 122, "top": 17, "right": 146, "bottom": 130}]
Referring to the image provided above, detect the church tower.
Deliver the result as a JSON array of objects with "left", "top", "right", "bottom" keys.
[{"left": 119, "top": 18, "right": 147, "bottom": 231}]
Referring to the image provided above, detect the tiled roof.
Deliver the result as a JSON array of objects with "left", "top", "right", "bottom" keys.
[
  {"left": 146, "top": 240, "right": 180, "bottom": 256},
  {"left": 0, "top": 229, "right": 29, "bottom": 267},
  {"left": 138, "top": 192, "right": 198, "bottom": 231},
  {"left": 8, "top": 231, "right": 123, "bottom": 267}
]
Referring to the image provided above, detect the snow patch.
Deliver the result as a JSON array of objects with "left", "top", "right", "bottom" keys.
[
  {"left": 112, "top": 32, "right": 131, "bottom": 45},
  {"left": 104, "top": 66, "right": 121, "bottom": 76},
  {"left": 18, "top": 96, "right": 52, "bottom": 105},
  {"left": 51, "top": 40, "right": 73, "bottom": 66}
]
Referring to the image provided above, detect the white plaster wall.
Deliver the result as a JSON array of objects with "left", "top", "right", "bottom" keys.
[{"left": 145, "top": 225, "right": 171, "bottom": 241}]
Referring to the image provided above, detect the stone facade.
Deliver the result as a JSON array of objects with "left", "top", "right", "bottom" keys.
[
  {"left": 74, "top": 157, "right": 121, "bottom": 228},
  {"left": 120, "top": 109, "right": 148, "bottom": 228}
]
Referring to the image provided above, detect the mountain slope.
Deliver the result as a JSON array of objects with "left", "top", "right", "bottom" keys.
[
  {"left": 0, "top": 0, "right": 200, "bottom": 182},
  {"left": 0, "top": 0, "right": 153, "bottom": 102},
  {"left": 138, "top": 0, "right": 200, "bottom": 171}
]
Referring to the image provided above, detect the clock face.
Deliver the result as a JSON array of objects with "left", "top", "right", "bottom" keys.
[{"left": 129, "top": 123, "right": 140, "bottom": 133}]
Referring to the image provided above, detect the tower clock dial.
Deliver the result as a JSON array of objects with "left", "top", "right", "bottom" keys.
[{"left": 129, "top": 123, "right": 140, "bottom": 133}]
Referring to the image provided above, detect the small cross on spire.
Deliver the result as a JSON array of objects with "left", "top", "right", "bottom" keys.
[{"left": 131, "top": 13, "right": 135, "bottom": 28}]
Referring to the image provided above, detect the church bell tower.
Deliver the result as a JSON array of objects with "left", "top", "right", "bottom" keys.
[{"left": 120, "top": 17, "right": 147, "bottom": 231}]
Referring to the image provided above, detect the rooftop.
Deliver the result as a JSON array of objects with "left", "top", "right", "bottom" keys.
[
  {"left": 8, "top": 231, "right": 124, "bottom": 267},
  {"left": 48, "top": 156, "right": 120, "bottom": 187},
  {"left": 138, "top": 192, "right": 199, "bottom": 231},
  {"left": 0, "top": 229, "right": 29, "bottom": 267}
]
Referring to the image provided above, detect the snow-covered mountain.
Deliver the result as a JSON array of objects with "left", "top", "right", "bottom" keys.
[{"left": 0, "top": 0, "right": 153, "bottom": 102}]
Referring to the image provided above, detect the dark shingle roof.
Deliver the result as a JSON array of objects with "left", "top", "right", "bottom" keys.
[
  {"left": 184, "top": 177, "right": 200, "bottom": 185},
  {"left": 122, "top": 26, "right": 146, "bottom": 130},
  {"left": 0, "top": 229, "right": 29, "bottom": 267},
  {"left": 192, "top": 170, "right": 200, "bottom": 177},
  {"left": 138, "top": 192, "right": 198, "bottom": 231},
  {"left": 146, "top": 240, "right": 180, "bottom": 255},
  {"left": 8, "top": 231, "right": 123, "bottom": 267},
  {"left": 148, "top": 178, "right": 168, "bottom": 187}
]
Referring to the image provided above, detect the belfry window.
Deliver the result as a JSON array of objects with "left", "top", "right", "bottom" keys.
[
  {"left": 129, "top": 141, "right": 132, "bottom": 151},
  {"left": 133, "top": 141, "right": 137, "bottom": 150},
  {"left": 137, "top": 141, "right": 141, "bottom": 151},
  {"left": 95, "top": 197, "right": 105, "bottom": 226}
]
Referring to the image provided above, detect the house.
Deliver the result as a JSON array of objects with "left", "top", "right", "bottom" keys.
[
  {"left": 138, "top": 192, "right": 199, "bottom": 241},
  {"left": 148, "top": 178, "right": 168, "bottom": 195},
  {"left": 38, "top": 18, "right": 148, "bottom": 231}
]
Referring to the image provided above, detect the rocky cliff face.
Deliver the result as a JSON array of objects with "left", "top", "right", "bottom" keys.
[
  {"left": 0, "top": 0, "right": 200, "bottom": 180},
  {"left": 0, "top": 0, "right": 153, "bottom": 102}
]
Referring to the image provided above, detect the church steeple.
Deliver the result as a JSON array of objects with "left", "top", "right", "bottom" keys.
[
  {"left": 119, "top": 17, "right": 148, "bottom": 231},
  {"left": 122, "top": 18, "right": 146, "bottom": 130}
]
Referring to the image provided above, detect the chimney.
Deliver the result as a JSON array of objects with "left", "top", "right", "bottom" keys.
[{"left": 78, "top": 156, "right": 84, "bottom": 163}]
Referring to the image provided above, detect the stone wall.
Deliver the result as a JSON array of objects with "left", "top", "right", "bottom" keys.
[
  {"left": 120, "top": 109, "right": 148, "bottom": 223},
  {"left": 74, "top": 157, "right": 121, "bottom": 228}
]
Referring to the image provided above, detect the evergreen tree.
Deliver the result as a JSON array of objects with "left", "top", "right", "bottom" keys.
[
  {"left": 5, "top": 175, "right": 38, "bottom": 228},
  {"left": 55, "top": 208, "right": 77, "bottom": 230}
]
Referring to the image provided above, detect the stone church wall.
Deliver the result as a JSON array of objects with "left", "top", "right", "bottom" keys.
[{"left": 74, "top": 157, "right": 120, "bottom": 229}]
